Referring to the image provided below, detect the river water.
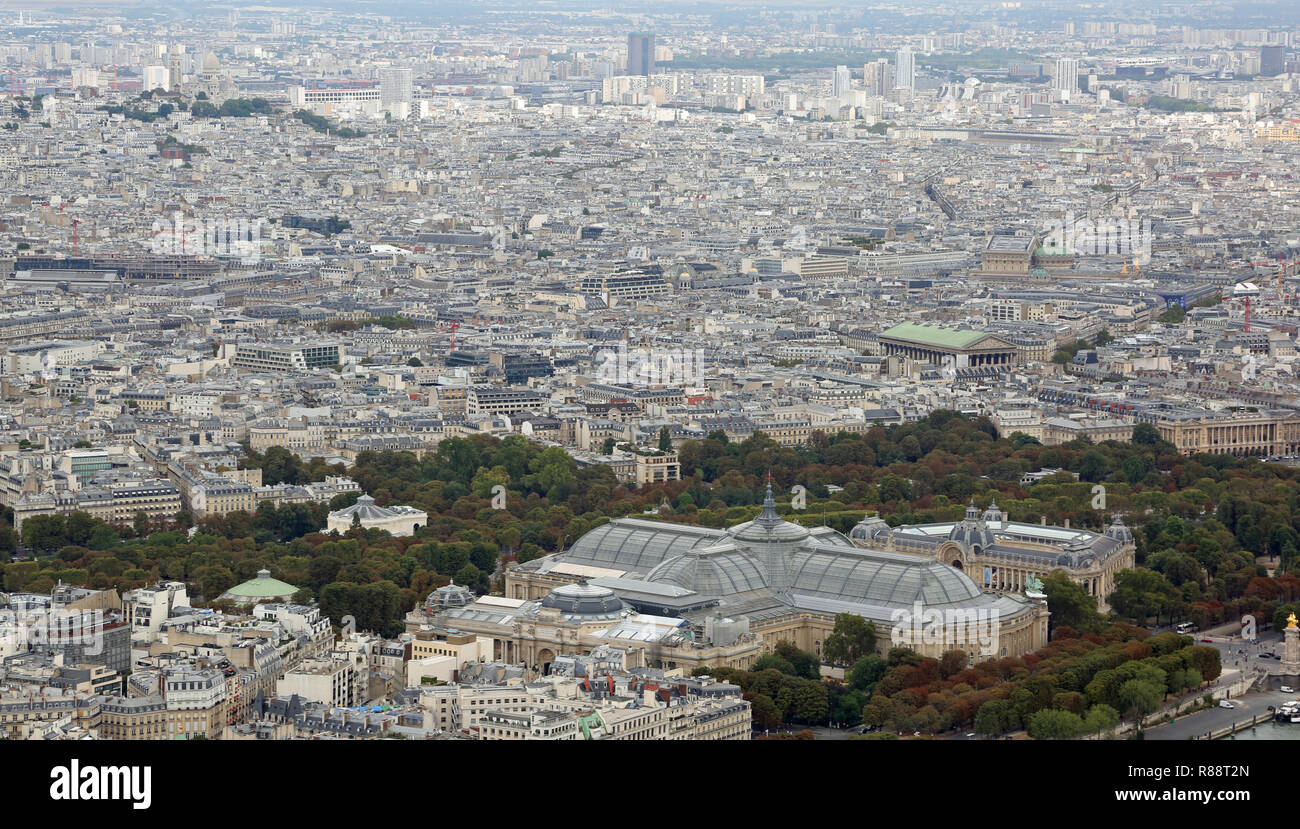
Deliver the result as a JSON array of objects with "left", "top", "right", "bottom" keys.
[{"left": 1222, "top": 721, "right": 1300, "bottom": 740}]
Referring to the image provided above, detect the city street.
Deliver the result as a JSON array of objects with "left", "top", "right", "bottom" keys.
[{"left": 1146, "top": 688, "right": 1296, "bottom": 740}]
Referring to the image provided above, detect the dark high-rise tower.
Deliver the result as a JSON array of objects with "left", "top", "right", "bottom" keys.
[
  {"left": 627, "top": 32, "right": 655, "bottom": 76},
  {"left": 1260, "top": 45, "right": 1285, "bottom": 77}
]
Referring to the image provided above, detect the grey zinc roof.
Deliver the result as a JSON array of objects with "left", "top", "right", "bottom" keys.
[
  {"left": 891, "top": 519, "right": 1127, "bottom": 568},
  {"left": 330, "top": 494, "right": 398, "bottom": 520}
]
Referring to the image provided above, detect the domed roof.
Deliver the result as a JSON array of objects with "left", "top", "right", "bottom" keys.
[
  {"left": 425, "top": 579, "right": 474, "bottom": 612},
  {"left": 554, "top": 519, "right": 722, "bottom": 571},
  {"left": 981, "top": 498, "right": 1005, "bottom": 525},
  {"left": 220, "top": 568, "right": 298, "bottom": 602},
  {"left": 849, "top": 513, "right": 891, "bottom": 543},
  {"left": 540, "top": 579, "right": 626, "bottom": 616},
  {"left": 646, "top": 547, "right": 769, "bottom": 596},
  {"left": 728, "top": 483, "right": 811, "bottom": 543},
  {"left": 788, "top": 549, "right": 983, "bottom": 606},
  {"left": 1105, "top": 513, "right": 1133, "bottom": 544},
  {"left": 330, "top": 493, "right": 397, "bottom": 520},
  {"left": 949, "top": 500, "right": 997, "bottom": 551}
]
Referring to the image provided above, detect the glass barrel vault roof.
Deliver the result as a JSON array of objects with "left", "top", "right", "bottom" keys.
[{"left": 562, "top": 519, "right": 725, "bottom": 572}]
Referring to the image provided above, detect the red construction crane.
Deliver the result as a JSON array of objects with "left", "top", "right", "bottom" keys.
[{"left": 435, "top": 321, "right": 459, "bottom": 351}]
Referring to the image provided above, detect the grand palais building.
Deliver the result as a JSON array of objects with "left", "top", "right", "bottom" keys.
[{"left": 411, "top": 489, "right": 1133, "bottom": 675}]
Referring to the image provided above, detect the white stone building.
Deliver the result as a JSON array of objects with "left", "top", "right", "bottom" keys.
[{"left": 326, "top": 494, "right": 427, "bottom": 536}]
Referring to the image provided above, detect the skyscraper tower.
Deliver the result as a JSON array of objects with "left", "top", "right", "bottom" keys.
[
  {"left": 380, "top": 67, "right": 414, "bottom": 108},
  {"left": 1260, "top": 45, "right": 1285, "bottom": 77},
  {"left": 895, "top": 46, "right": 915, "bottom": 91},
  {"left": 832, "top": 65, "right": 851, "bottom": 98},
  {"left": 864, "top": 58, "right": 893, "bottom": 97},
  {"left": 627, "top": 32, "right": 655, "bottom": 76},
  {"left": 1054, "top": 57, "right": 1079, "bottom": 100}
]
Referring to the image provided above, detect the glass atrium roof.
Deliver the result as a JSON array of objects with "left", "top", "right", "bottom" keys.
[
  {"left": 646, "top": 547, "right": 770, "bottom": 596},
  {"left": 562, "top": 519, "right": 724, "bottom": 573},
  {"left": 788, "top": 547, "right": 982, "bottom": 606}
]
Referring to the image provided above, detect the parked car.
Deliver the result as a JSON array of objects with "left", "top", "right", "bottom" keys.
[
  {"left": 1282, "top": 686, "right": 1294, "bottom": 693},
  {"left": 1219, "top": 700, "right": 1238, "bottom": 709}
]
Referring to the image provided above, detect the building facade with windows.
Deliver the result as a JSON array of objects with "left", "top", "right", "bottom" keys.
[
  {"left": 851, "top": 500, "right": 1136, "bottom": 612},
  {"left": 231, "top": 342, "right": 341, "bottom": 372}
]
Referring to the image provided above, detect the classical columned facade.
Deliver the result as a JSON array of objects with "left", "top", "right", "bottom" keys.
[
  {"left": 879, "top": 322, "right": 1020, "bottom": 369},
  {"left": 1156, "top": 413, "right": 1300, "bottom": 457},
  {"left": 885, "top": 343, "right": 1016, "bottom": 366},
  {"left": 933, "top": 540, "right": 1125, "bottom": 612},
  {"left": 858, "top": 503, "right": 1136, "bottom": 613}
]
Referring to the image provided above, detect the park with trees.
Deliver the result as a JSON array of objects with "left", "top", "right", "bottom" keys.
[{"left": 0, "top": 411, "right": 1281, "bottom": 734}]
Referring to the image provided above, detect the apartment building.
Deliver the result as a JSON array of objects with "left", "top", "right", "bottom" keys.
[
  {"left": 187, "top": 479, "right": 258, "bottom": 517},
  {"left": 124, "top": 581, "right": 191, "bottom": 643},
  {"left": 10, "top": 479, "right": 182, "bottom": 531},
  {"left": 163, "top": 668, "right": 228, "bottom": 740},
  {"left": 478, "top": 708, "right": 578, "bottom": 740},
  {"left": 98, "top": 695, "right": 168, "bottom": 740},
  {"left": 0, "top": 690, "right": 101, "bottom": 739},
  {"left": 277, "top": 659, "right": 357, "bottom": 708}
]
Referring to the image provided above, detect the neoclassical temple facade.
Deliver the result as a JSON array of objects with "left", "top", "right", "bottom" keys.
[
  {"left": 415, "top": 486, "right": 1053, "bottom": 672},
  {"left": 849, "top": 500, "right": 1136, "bottom": 612}
]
